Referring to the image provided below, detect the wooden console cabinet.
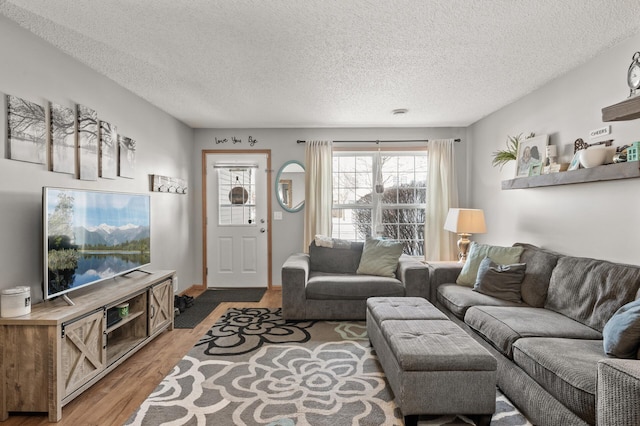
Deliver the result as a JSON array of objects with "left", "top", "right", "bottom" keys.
[{"left": 0, "top": 270, "right": 175, "bottom": 422}]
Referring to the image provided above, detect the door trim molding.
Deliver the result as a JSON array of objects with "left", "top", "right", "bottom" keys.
[{"left": 201, "top": 149, "right": 272, "bottom": 290}]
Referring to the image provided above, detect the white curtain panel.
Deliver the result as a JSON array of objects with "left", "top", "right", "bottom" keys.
[
  {"left": 372, "top": 150, "right": 384, "bottom": 237},
  {"left": 425, "top": 139, "right": 459, "bottom": 261},
  {"left": 303, "top": 140, "right": 333, "bottom": 252}
]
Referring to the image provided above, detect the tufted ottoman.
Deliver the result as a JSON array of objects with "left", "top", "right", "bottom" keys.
[{"left": 366, "top": 297, "right": 497, "bottom": 426}]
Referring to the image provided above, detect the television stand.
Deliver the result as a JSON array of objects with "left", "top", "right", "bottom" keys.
[
  {"left": 61, "top": 294, "right": 75, "bottom": 306},
  {"left": 0, "top": 270, "right": 175, "bottom": 422}
]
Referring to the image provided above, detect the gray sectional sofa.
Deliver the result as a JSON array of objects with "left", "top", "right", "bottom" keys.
[
  {"left": 281, "top": 240, "right": 428, "bottom": 320},
  {"left": 428, "top": 243, "right": 640, "bottom": 426}
]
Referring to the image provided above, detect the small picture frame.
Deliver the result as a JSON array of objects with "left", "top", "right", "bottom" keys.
[
  {"left": 515, "top": 134, "right": 548, "bottom": 177},
  {"left": 529, "top": 163, "right": 542, "bottom": 176},
  {"left": 568, "top": 151, "right": 581, "bottom": 171}
]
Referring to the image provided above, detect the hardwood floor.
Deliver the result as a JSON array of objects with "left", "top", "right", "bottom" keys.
[{"left": 4, "top": 288, "right": 282, "bottom": 426}]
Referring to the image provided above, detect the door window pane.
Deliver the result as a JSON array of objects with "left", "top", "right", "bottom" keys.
[{"left": 217, "top": 168, "right": 256, "bottom": 225}]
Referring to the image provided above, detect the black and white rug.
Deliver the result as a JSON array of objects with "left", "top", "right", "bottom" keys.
[{"left": 127, "top": 308, "right": 532, "bottom": 426}]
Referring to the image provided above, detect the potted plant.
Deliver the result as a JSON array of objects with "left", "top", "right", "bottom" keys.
[{"left": 491, "top": 133, "right": 534, "bottom": 169}]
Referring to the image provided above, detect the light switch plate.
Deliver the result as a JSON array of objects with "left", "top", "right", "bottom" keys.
[{"left": 274, "top": 211, "right": 283, "bottom": 220}]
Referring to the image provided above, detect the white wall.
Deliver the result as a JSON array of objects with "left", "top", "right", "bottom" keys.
[
  {"left": 193, "top": 127, "right": 467, "bottom": 286},
  {"left": 468, "top": 32, "right": 640, "bottom": 264},
  {"left": 0, "top": 16, "right": 196, "bottom": 302}
]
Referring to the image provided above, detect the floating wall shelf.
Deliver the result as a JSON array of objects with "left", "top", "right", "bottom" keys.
[
  {"left": 501, "top": 161, "right": 640, "bottom": 190},
  {"left": 602, "top": 95, "right": 640, "bottom": 121}
]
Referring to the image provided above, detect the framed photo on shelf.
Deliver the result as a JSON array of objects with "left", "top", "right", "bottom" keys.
[
  {"left": 515, "top": 134, "right": 548, "bottom": 178},
  {"left": 529, "top": 163, "right": 542, "bottom": 176},
  {"left": 568, "top": 151, "right": 581, "bottom": 171}
]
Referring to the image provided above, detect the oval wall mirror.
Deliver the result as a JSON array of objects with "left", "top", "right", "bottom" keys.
[{"left": 276, "top": 160, "right": 305, "bottom": 212}]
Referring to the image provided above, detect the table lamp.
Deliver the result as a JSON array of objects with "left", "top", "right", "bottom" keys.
[{"left": 444, "top": 208, "right": 487, "bottom": 263}]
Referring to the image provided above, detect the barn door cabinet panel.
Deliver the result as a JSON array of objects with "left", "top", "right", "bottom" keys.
[
  {"left": 149, "top": 279, "right": 173, "bottom": 336},
  {"left": 0, "top": 270, "right": 175, "bottom": 422},
  {"left": 61, "top": 309, "right": 106, "bottom": 397}
]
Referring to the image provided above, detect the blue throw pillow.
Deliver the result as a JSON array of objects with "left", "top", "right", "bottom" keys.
[{"left": 603, "top": 299, "right": 640, "bottom": 359}]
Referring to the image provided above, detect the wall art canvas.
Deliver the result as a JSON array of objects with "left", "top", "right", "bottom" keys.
[
  {"left": 77, "top": 104, "right": 98, "bottom": 180},
  {"left": 7, "top": 95, "right": 46, "bottom": 164},
  {"left": 99, "top": 120, "right": 118, "bottom": 179},
  {"left": 50, "top": 103, "right": 76, "bottom": 174},
  {"left": 118, "top": 135, "right": 136, "bottom": 178}
]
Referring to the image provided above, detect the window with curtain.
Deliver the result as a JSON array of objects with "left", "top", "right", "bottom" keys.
[{"left": 331, "top": 150, "right": 428, "bottom": 256}]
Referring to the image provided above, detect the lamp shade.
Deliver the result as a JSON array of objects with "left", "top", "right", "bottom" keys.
[{"left": 444, "top": 208, "right": 487, "bottom": 234}]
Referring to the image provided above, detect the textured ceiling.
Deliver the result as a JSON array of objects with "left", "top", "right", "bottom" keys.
[{"left": 2, "top": 0, "right": 640, "bottom": 128}]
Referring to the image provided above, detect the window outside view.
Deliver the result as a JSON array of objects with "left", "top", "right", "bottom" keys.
[
  {"left": 332, "top": 151, "right": 427, "bottom": 256},
  {"left": 218, "top": 168, "right": 256, "bottom": 226}
]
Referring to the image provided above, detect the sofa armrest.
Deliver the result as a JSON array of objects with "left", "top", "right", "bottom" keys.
[
  {"left": 396, "top": 255, "right": 429, "bottom": 298},
  {"left": 281, "top": 253, "right": 310, "bottom": 320},
  {"left": 597, "top": 358, "right": 640, "bottom": 426},
  {"left": 426, "top": 261, "right": 463, "bottom": 303}
]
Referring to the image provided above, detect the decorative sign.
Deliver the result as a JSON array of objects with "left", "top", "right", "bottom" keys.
[
  {"left": 212, "top": 135, "right": 258, "bottom": 146},
  {"left": 589, "top": 126, "right": 610, "bottom": 139}
]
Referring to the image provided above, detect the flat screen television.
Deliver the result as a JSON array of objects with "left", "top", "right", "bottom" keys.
[{"left": 43, "top": 187, "right": 151, "bottom": 301}]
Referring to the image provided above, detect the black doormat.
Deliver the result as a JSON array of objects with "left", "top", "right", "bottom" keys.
[{"left": 173, "top": 288, "right": 267, "bottom": 329}]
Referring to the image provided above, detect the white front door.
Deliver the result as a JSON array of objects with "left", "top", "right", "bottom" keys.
[{"left": 205, "top": 152, "right": 269, "bottom": 288}]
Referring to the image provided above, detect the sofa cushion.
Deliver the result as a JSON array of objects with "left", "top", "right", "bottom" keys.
[
  {"left": 465, "top": 306, "right": 603, "bottom": 358},
  {"left": 603, "top": 298, "right": 640, "bottom": 359},
  {"left": 544, "top": 256, "right": 640, "bottom": 332},
  {"left": 309, "top": 240, "right": 364, "bottom": 274},
  {"left": 456, "top": 242, "right": 524, "bottom": 286},
  {"left": 473, "top": 257, "right": 526, "bottom": 303},
  {"left": 367, "top": 297, "right": 448, "bottom": 322},
  {"left": 306, "top": 272, "right": 404, "bottom": 300},
  {"left": 356, "top": 237, "right": 403, "bottom": 278},
  {"left": 513, "top": 337, "right": 603, "bottom": 424},
  {"left": 381, "top": 319, "right": 497, "bottom": 371},
  {"left": 513, "top": 243, "right": 560, "bottom": 307},
  {"left": 436, "top": 283, "right": 523, "bottom": 320}
]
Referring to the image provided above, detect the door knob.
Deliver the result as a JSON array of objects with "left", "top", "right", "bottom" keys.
[{"left": 260, "top": 228, "right": 266, "bottom": 233}]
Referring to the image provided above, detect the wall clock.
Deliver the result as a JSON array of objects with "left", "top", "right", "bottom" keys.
[{"left": 628, "top": 51, "right": 640, "bottom": 97}]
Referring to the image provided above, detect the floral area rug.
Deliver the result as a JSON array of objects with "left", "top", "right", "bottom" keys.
[{"left": 126, "top": 308, "right": 532, "bottom": 426}]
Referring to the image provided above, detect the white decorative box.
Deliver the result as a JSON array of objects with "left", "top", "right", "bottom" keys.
[{"left": 1, "top": 286, "right": 31, "bottom": 318}]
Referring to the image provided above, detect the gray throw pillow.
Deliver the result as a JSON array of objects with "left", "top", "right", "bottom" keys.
[
  {"left": 603, "top": 299, "right": 640, "bottom": 359},
  {"left": 356, "top": 237, "right": 403, "bottom": 278},
  {"left": 472, "top": 257, "right": 526, "bottom": 303},
  {"left": 456, "top": 242, "right": 524, "bottom": 286}
]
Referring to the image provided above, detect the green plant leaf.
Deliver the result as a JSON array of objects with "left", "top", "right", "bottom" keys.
[{"left": 491, "top": 133, "right": 523, "bottom": 169}]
